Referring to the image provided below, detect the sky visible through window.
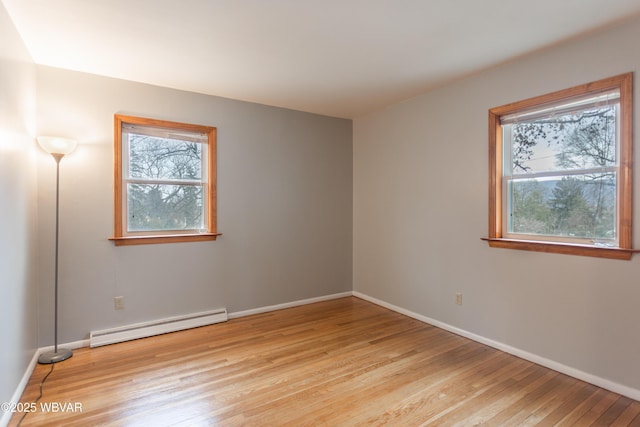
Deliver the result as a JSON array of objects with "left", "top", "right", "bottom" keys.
[{"left": 504, "top": 104, "right": 617, "bottom": 242}]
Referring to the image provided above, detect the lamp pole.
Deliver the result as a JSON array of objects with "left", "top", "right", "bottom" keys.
[{"left": 37, "top": 138, "right": 76, "bottom": 364}]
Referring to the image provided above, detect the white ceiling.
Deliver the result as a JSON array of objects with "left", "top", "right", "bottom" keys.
[{"left": 3, "top": 0, "right": 640, "bottom": 119}]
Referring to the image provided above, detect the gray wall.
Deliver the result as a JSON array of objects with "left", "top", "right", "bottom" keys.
[
  {"left": 353, "top": 17, "right": 640, "bottom": 392},
  {"left": 0, "top": 3, "right": 38, "bottom": 411},
  {"left": 35, "top": 67, "right": 353, "bottom": 346}
]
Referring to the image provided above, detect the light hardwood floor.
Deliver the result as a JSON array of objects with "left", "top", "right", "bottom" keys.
[{"left": 11, "top": 297, "right": 640, "bottom": 426}]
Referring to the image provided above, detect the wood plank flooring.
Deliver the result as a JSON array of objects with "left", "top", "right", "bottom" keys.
[{"left": 10, "top": 297, "right": 640, "bottom": 426}]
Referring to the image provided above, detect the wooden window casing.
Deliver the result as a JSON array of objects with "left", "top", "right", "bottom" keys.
[
  {"left": 110, "top": 115, "right": 219, "bottom": 246},
  {"left": 485, "top": 73, "right": 635, "bottom": 260}
]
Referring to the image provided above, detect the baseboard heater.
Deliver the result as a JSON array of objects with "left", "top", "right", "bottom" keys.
[{"left": 89, "top": 308, "right": 228, "bottom": 347}]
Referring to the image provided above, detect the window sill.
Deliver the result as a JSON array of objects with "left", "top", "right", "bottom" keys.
[
  {"left": 109, "top": 233, "right": 222, "bottom": 246},
  {"left": 481, "top": 237, "right": 637, "bottom": 260}
]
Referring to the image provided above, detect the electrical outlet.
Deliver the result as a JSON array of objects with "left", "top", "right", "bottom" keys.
[
  {"left": 455, "top": 293, "right": 463, "bottom": 306},
  {"left": 114, "top": 296, "right": 125, "bottom": 310}
]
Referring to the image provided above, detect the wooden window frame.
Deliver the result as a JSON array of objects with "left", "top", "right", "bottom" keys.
[
  {"left": 109, "top": 114, "right": 220, "bottom": 246},
  {"left": 484, "top": 73, "right": 635, "bottom": 260}
]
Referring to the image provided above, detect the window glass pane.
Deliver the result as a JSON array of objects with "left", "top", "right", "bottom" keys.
[
  {"left": 128, "top": 134, "right": 202, "bottom": 181},
  {"left": 508, "top": 173, "right": 616, "bottom": 242},
  {"left": 507, "top": 104, "right": 617, "bottom": 175},
  {"left": 127, "top": 183, "right": 204, "bottom": 232}
]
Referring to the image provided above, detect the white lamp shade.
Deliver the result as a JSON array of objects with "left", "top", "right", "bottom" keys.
[{"left": 37, "top": 136, "right": 78, "bottom": 155}]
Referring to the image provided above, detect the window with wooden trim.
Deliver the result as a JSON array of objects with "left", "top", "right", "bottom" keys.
[
  {"left": 110, "top": 115, "right": 219, "bottom": 246},
  {"left": 485, "top": 73, "right": 635, "bottom": 259}
]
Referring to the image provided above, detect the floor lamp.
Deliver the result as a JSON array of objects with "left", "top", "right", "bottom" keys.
[{"left": 37, "top": 136, "right": 77, "bottom": 364}]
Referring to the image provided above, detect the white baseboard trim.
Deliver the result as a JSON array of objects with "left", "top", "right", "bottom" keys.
[
  {"left": 229, "top": 291, "right": 353, "bottom": 319},
  {"left": 38, "top": 339, "right": 90, "bottom": 354},
  {"left": 353, "top": 291, "right": 640, "bottom": 402},
  {"left": 1, "top": 350, "right": 38, "bottom": 427}
]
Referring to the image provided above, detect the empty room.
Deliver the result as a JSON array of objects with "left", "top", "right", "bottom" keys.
[{"left": 2, "top": 1, "right": 640, "bottom": 425}]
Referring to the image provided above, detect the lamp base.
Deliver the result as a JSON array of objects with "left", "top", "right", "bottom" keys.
[{"left": 38, "top": 348, "right": 73, "bottom": 364}]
